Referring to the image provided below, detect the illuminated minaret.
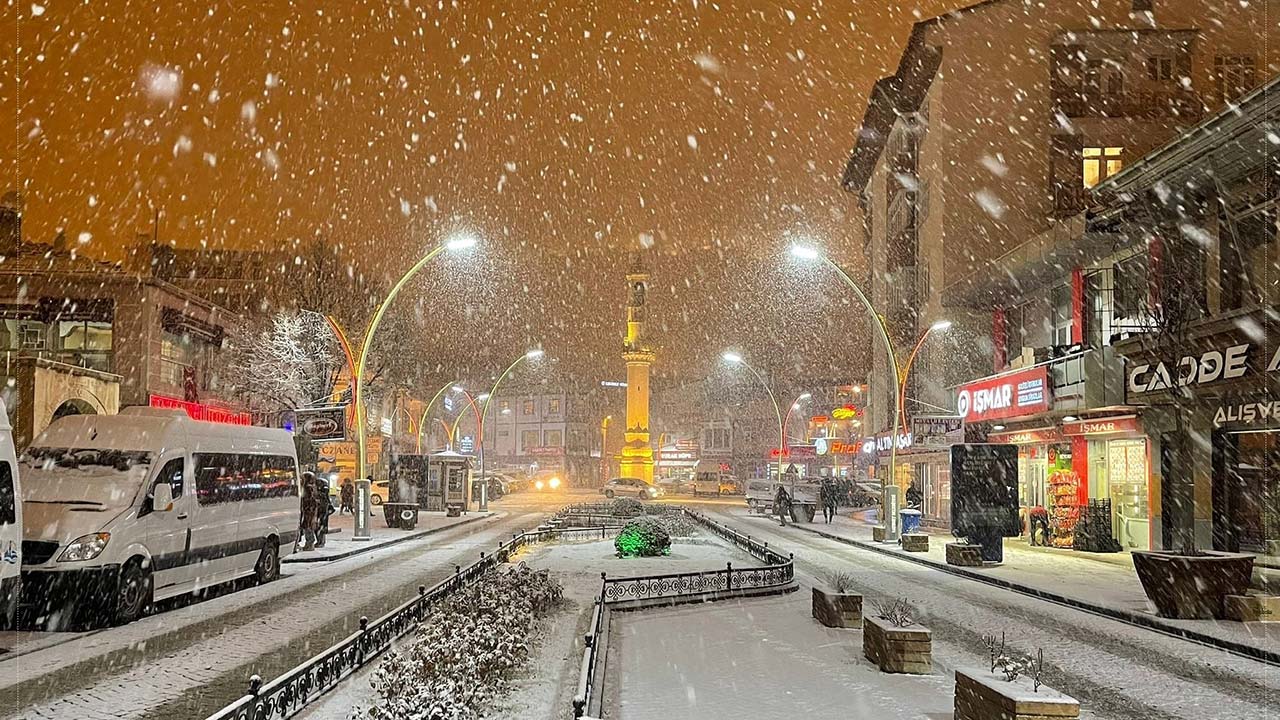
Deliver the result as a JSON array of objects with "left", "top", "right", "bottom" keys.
[{"left": 617, "top": 252, "right": 656, "bottom": 483}]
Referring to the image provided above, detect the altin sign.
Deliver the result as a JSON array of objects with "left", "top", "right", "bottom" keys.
[{"left": 1128, "top": 343, "right": 1279, "bottom": 395}]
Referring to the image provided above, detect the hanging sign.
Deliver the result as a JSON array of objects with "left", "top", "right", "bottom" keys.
[
  {"left": 296, "top": 406, "right": 347, "bottom": 441},
  {"left": 911, "top": 415, "right": 963, "bottom": 447}
]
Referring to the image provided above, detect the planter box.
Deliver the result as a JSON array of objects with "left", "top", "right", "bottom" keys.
[
  {"left": 901, "top": 533, "right": 929, "bottom": 552},
  {"left": 1223, "top": 594, "right": 1280, "bottom": 623},
  {"left": 872, "top": 525, "right": 888, "bottom": 542},
  {"left": 1132, "top": 550, "right": 1254, "bottom": 619},
  {"left": 954, "top": 667, "right": 1078, "bottom": 720},
  {"left": 812, "top": 587, "right": 862, "bottom": 628},
  {"left": 863, "top": 615, "right": 931, "bottom": 674},
  {"left": 946, "top": 542, "right": 983, "bottom": 567}
]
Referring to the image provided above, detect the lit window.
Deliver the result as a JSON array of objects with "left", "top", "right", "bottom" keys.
[
  {"left": 522, "top": 399, "right": 536, "bottom": 415},
  {"left": 1082, "top": 147, "right": 1123, "bottom": 188}
]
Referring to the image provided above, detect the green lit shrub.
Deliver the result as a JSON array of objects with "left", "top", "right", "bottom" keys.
[{"left": 614, "top": 518, "right": 672, "bottom": 557}]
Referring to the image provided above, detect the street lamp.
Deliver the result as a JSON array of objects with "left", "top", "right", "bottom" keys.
[
  {"left": 899, "top": 319, "right": 953, "bottom": 426},
  {"left": 723, "top": 351, "right": 786, "bottom": 479},
  {"left": 600, "top": 415, "right": 613, "bottom": 485},
  {"left": 790, "top": 243, "right": 904, "bottom": 519},
  {"left": 782, "top": 392, "right": 812, "bottom": 444},
  {"left": 355, "top": 233, "right": 478, "bottom": 482},
  {"left": 417, "top": 380, "right": 458, "bottom": 453},
  {"left": 477, "top": 348, "right": 544, "bottom": 510}
]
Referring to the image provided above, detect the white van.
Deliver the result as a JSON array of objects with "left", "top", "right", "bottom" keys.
[
  {"left": 692, "top": 460, "right": 723, "bottom": 497},
  {"left": 0, "top": 400, "right": 21, "bottom": 629},
  {"left": 19, "top": 407, "right": 299, "bottom": 626}
]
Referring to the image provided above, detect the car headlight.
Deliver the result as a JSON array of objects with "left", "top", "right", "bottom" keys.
[
  {"left": 58, "top": 533, "right": 111, "bottom": 562},
  {"left": 535, "top": 480, "right": 544, "bottom": 490},
  {"left": 647, "top": 486, "right": 658, "bottom": 495},
  {"left": 549, "top": 477, "right": 561, "bottom": 489}
]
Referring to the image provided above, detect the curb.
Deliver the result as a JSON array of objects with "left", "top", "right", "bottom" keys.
[
  {"left": 790, "top": 523, "right": 1280, "bottom": 667},
  {"left": 283, "top": 512, "right": 496, "bottom": 564}
]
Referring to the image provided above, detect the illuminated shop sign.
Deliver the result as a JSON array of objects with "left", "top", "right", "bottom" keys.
[
  {"left": 149, "top": 394, "right": 251, "bottom": 425},
  {"left": 1213, "top": 398, "right": 1280, "bottom": 428},
  {"left": 957, "top": 367, "right": 1051, "bottom": 422},
  {"left": 1062, "top": 416, "right": 1140, "bottom": 436}
]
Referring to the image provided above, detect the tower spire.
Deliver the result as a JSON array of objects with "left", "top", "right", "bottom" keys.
[{"left": 618, "top": 251, "right": 656, "bottom": 483}]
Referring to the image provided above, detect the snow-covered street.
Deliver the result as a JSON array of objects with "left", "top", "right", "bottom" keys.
[
  {"left": 698, "top": 504, "right": 1279, "bottom": 720},
  {"left": 0, "top": 508, "right": 547, "bottom": 720}
]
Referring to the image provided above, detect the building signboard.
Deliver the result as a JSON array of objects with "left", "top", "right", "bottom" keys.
[
  {"left": 149, "top": 394, "right": 251, "bottom": 425},
  {"left": 987, "top": 427, "right": 1064, "bottom": 445},
  {"left": 956, "top": 367, "right": 1050, "bottom": 423},
  {"left": 1127, "top": 341, "right": 1279, "bottom": 397},
  {"left": 911, "top": 415, "right": 963, "bottom": 447},
  {"left": 295, "top": 405, "right": 347, "bottom": 441},
  {"left": 1062, "top": 416, "right": 1140, "bottom": 436}
]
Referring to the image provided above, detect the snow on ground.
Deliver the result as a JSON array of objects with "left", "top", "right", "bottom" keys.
[
  {"left": 614, "top": 591, "right": 956, "bottom": 720},
  {"left": 709, "top": 507, "right": 1280, "bottom": 720}
]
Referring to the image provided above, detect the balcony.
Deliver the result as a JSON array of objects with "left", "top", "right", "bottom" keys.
[{"left": 2, "top": 349, "right": 113, "bottom": 374}]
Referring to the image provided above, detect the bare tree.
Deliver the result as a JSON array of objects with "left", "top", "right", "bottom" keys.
[{"left": 219, "top": 311, "right": 341, "bottom": 412}]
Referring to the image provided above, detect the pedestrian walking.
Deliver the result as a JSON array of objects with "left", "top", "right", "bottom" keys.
[
  {"left": 340, "top": 478, "right": 355, "bottom": 515},
  {"left": 315, "top": 475, "right": 332, "bottom": 548},
  {"left": 299, "top": 471, "right": 320, "bottom": 551},
  {"left": 821, "top": 481, "right": 838, "bottom": 524},
  {"left": 774, "top": 485, "right": 791, "bottom": 527}
]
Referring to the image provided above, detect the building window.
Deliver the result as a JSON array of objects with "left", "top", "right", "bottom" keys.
[
  {"left": 520, "top": 429, "right": 539, "bottom": 451},
  {"left": 547, "top": 397, "right": 561, "bottom": 414},
  {"left": 522, "top": 399, "right": 536, "bottom": 416},
  {"left": 1004, "top": 302, "right": 1029, "bottom": 364},
  {"left": 703, "top": 427, "right": 731, "bottom": 451},
  {"left": 1051, "top": 284, "right": 1073, "bottom": 347},
  {"left": 1113, "top": 252, "right": 1150, "bottom": 329},
  {"left": 1082, "top": 147, "right": 1123, "bottom": 188},
  {"left": 1084, "top": 60, "right": 1123, "bottom": 98},
  {"left": 1146, "top": 56, "right": 1174, "bottom": 82},
  {"left": 1215, "top": 55, "right": 1256, "bottom": 103},
  {"left": 498, "top": 399, "right": 510, "bottom": 414},
  {"left": 544, "top": 429, "right": 563, "bottom": 447}
]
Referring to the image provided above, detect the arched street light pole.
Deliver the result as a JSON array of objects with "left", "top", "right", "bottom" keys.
[
  {"left": 355, "top": 235, "right": 477, "bottom": 481},
  {"left": 782, "top": 392, "right": 812, "bottom": 445},
  {"left": 477, "top": 349, "right": 544, "bottom": 511},
  {"left": 417, "top": 380, "right": 459, "bottom": 453},
  {"left": 722, "top": 351, "right": 785, "bottom": 479},
  {"left": 789, "top": 244, "right": 904, "bottom": 505},
  {"left": 899, "top": 320, "right": 952, "bottom": 427},
  {"left": 451, "top": 388, "right": 482, "bottom": 450}
]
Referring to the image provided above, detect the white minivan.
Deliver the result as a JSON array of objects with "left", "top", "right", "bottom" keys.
[
  {"left": 0, "top": 399, "right": 21, "bottom": 629},
  {"left": 19, "top": 407, "right": 299, "bottom": 627}
]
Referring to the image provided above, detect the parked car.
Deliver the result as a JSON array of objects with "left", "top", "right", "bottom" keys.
[
  {"left": 0, "top": 399, "right": 20, "bottom": 630},
  {"left": 532, "top": 474, "right": 563, "bottom": 492},
  {"left": 692, "top": 460, "right": 724, "bottom": 496},
  {"left": 19, "top": 407, "right": 299, "bottom": 627},
  {"left": 370, "top": 479, "right": 390, "bottom": 505},
  {"left": 600, "top": 476, "right": 660, "bottom": 499}
]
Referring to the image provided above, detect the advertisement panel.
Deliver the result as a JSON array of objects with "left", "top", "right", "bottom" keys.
[
  {"left": 295, "top": 406, "right": 347, "bottom": 441},
  {"left": 956, "top": 367, "right": 1050, "bottom": 423},
  {"left": 911, "top": 415, "right": 963, "bottom": 448},
  {"left": 949, "top": 444, "right": 1020, "bottom": 539}
]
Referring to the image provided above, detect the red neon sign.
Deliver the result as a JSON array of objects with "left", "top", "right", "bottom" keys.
[
  {"left": 957, "top": 366, "right": 1051, "bottom": 423},
  {"left": 150, "top": 394, "right": 252, "bottom": 425}
]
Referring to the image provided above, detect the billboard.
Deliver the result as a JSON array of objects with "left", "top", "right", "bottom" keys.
[
  {"left": 950, "top": 444, "right": 1020, "bottom": 539},
  {"left": 295, "top": 405, "right": 347, "bottom": 441}
]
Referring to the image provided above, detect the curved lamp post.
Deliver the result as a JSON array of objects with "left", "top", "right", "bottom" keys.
[
  {"left": 417, "top": 380, "right": 458, "bottom": 453},
  {"left": 782, "top": 392, "right": 812, "bottom": 445},
  {"left": 899, "top": 320, "right": 952, "bottom": 426},
  {"left": 450, "top": 388, "right": 483, "bottom": 450},
  {"left": 789, "top": 244, "right": 904, "bottom": 502},
  {"left": 355, "top": 234, "right": 477, "bottom": 482},
  {"left": 722, "top": 351, "right": 785, "bottom": 479},
  {"left": 477, "top": 349, "right": 544, "bottom": 510},
  {"left": 600, "top": 415, "right": 613, "bottom": 485}
]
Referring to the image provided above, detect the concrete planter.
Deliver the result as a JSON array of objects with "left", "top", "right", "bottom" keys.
[
  {"left": 1132, "top": 550, "right": 1254, "bottom": 619},
  {"left": 954, "top": 667, "right": 1079, "bottom": 720},
  {"left": 862, "top": 615, "right": 931, "bottom": 673},
  {"left": 946, "top": 542, "right": 983, "bottom": 567},
  {"left": 812, "top": 586, "right": 863, "bottom": 628},
  {"left": 1223, "top": 594, "right": 1280, "bottom": 622},
  {"left": 872, "top": 525, "right": 888, "bottom": 542},
  {"left": 901, "top": 533, "right": 929, "bottom": 552}
]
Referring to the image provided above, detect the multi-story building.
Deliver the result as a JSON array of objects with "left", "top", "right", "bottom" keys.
[
  {"left": 844, "top": 0, "right": 1277, "bottom": 547},
  {"left": 0, "top": 196, "right": 246, "bottom": 447},
  {"left": 485, "top": 384, "right": 603, "bottom": 484}
]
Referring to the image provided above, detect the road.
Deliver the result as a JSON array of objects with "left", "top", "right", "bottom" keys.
[
  {"left": 688, "top": 500, "right": 1279, "bottom": 720},
  {"left": 0, "top": 490, "right": 579, "bottom": 720}
]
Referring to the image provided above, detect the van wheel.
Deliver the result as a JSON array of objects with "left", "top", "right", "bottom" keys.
[
  {"left": 115, "top": 560, "right": 151, "bottom": 625},
  {"left": 604, "top": 490, "right": 614, "bottom": 499},
  {"left": 370, "top": 495, "right": 384, "bottom": 506},
  {"left": 255, "top": 540, "right": 281, "bottom": 584}
]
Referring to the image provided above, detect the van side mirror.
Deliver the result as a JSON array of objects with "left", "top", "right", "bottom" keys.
[{"left": 151, "top": 482, "right": 175, "bottom": 512}]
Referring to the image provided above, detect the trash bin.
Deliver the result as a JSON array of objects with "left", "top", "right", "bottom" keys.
[
  {"left": 384, "top": 502, "right": 419, "bottom": 530},
  {"left": 900, "top": 508, "right": 923, "bottom": 535}
]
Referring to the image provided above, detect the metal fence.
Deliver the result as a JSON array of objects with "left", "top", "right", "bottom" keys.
[{"left": 206, "top": 523, "right": 615, "bottom": 720}]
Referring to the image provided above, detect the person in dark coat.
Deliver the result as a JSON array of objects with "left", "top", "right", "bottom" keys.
[
  {"left": 774, "top": 485, "right": 792, "bottom": 527},
  {"left": 820, "top": 481, "right": 839, "bottom": 523},
  {"left": 300, "top": 471, "right": 320, "bottom": 551},
  {"left": 340, "top": 478, "right": 355, "bottom": 515},
  {"left": 315, "top": 476, "right": 332, "bottom": 548}
]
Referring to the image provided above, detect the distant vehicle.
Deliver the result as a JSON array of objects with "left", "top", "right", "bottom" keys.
[
  {"left": 370, "top": 479, "right": 390, "bottom": 505},
  {"left": 656, "top": 475, "right": 688, "bottom": 494},
  {"left": 0, "top": 400, "right": 20, "bottom": 630},
  {"left": 600, "top": 476, "right": 660, "bottom": 499},
  {"left": 718, "top": 476, "right": 740, "bottom": 495},
  {"left": 745, "top": 478, "right": 774, "bottom": 513},
  {"left": 744, "top": 470, "right": 820, "bottom": 522},
  {"left": 692, "top": 460, "right": 724, "bottom": 496},
  {"left": 19, "top": 408, "right": 300, "bottom": 627},
  {"left": 533, "top": 474, "right": 563, "bottom": 492}
]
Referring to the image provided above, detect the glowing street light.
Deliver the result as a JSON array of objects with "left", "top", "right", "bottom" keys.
[
  {"left": 783, "top": 392, "right": 812, "bottom": 445},
  {"left": 723, "top": 350, "right": 785, "bottom": 478},
  {"left": 790, "top": 243, "right": 905, "bottom": 521},
  {"left": 355, "top": 233, "right": 478, "bottom": 481},
  {"left": 900, "top": 319, "right": 954, "bottom": 425},
  {"left": 477, "top": 348, "right": 545, "bottom": 510}
]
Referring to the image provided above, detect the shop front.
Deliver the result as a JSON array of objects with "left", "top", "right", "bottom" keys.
[
  {"left": 1064, "top": 416, "right": 1151, "bottom": 551},
  {"left": 1118, "top": 308, "right": 1279, "bottom": 563}
]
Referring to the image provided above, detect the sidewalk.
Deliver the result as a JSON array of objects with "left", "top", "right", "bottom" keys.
[
  {"left": 782, "top": 510, "right": 1280, "bottom": 662},
  {"left": 285, "top": 508, "right": 493, "bottom": 563}
]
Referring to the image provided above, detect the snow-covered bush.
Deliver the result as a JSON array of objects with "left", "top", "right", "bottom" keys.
[
  {"left": 611, "top": 497, "right": 644, "bottom": 517},
  {"left": 357, "top": 563, "right": 563, "bottom": 720},
  {"left": 614, "top": 518, "right": 672, "bottom": 557},
  {"left": 642, "top": 506, "right": 697, "bottom": 537}
]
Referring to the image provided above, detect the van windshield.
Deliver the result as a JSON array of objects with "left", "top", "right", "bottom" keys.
[{"left": 20, "top": 448, "right": 154, "bottom": 506}]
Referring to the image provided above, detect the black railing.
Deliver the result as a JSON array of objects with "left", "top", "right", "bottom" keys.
[{"left": 206, "top": 524, "right": 616, "bottom": 720}]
